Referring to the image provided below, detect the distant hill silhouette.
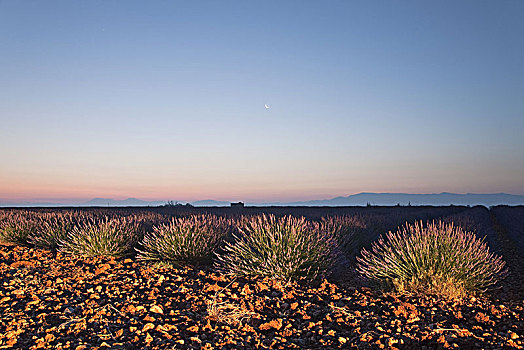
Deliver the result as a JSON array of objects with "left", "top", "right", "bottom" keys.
[
  {"left": 0, "top": 198, "right": 168, "bottom": 207},
  {"left": 190, "top": 192, "right": 524, "bottom": 207},
  {"left": 191, "top": 200, "right": 231, "bottom": 207},
  {"left": 82, "top": 198, "right": 166, "bottom": 206},
  {"left": 278, "top": 192, "right": 524, "bottom": 206},
  {"left": 2, "top": 192, "right": 524, "bottom": 207},
  {"left": 0, "top": 200, "right": 68, "bottom": 207}
]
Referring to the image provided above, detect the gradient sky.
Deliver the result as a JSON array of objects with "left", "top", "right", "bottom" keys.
[{"left": 1, "top": 0, "right": 523, "bottom": 203}]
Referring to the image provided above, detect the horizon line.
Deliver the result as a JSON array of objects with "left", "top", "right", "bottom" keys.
[{"left": 2, "top": 191, "right": 524, "bottom": 205}]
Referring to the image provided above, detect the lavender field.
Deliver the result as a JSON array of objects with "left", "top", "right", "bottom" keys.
[{"left": 0, "top": 205, "right": 522, "bottom": 349}]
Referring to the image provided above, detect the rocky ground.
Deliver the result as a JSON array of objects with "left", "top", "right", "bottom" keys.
[{"left": 0, "top": 244, "right": 522, "bottom": 350}]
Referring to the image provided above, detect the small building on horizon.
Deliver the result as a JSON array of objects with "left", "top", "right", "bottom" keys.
[{"left": 230, "top": 202, "right": 244, "bottom": 210}]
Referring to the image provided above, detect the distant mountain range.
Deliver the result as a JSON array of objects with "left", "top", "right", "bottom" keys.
[
  {"left": 191, "top": 200, "right": 231, "bottom": 207},
  {"left": 1, "top": 193, "right": 524, "bottom": 207},
  {"left": 0, "top": 197, "right": 166, "bottom": 207},
  {"left": 195, "top": 192, "right": 524, "bottom": 207},
  {"left": 273, "top": 192, "right": 524, "bottom": 207},
  {"left": 83, "top": 198, "right": 166, "bottom": 207}
]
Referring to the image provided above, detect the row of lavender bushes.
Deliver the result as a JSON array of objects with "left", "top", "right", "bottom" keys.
[
  {"left": 0, "top": 208, "right": 507, "bottom": 296},
  {"left": 491, "top": 206, "right": 524, "bottom": 251},
  {"left": 0, "top": 210, "right": 351, "bottom": 281}
]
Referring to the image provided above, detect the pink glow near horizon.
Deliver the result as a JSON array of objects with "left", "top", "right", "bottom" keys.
[
  {"left": 2, "top": 180, "right": 523, "bottom": 204},
  {"left": 3, "top": 156, "right": 524, "bottom": 202},
  {"left": 1, "top": 2, "right": 523, "bottom": 203}
]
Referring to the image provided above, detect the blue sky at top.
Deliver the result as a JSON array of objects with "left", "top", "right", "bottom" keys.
[{"left": 0, "top": 0, "right": 523, "bottom": 202}]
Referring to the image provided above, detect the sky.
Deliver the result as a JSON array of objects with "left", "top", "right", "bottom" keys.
[{"left": 1, "top": 0, "right": 523, "bottom": 204}]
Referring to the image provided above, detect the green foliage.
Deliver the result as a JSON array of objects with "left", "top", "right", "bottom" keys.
[
  {"left": 319, "top": 215, "right": 366, "bottom": 258},
  {"left": 216, "top": 214, "right": 340, "bottom": 282},
  {"left": 357, "top": 221, "right": 507, "bottom": 296},
  {"left": 29, "top": 212, "right": 77, "bottom": 249},
  {"left": 136, "top": 215, "right": 230, "bottom": 265},
  {"left": 0, "top": 212, "right": 40, "bottom": 245},
  {"left": 59, "top": 217, "right": 139, "bottom": 257}
]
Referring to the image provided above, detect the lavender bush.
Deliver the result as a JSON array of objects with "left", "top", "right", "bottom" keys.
[
  {"left": 320, "top": 215, "right": 366, "bottom": 258},
  {"left": 59, "top": 216, "right": 139, "bottom": 257},
  {"left": 29, "top": 212, "right": 79, "bottom": 249},
  {"left": 216, "top": 214, "right": 340, "bottom": 282},
  {"left": 442, "top": 206, "right": 501, "bottom": 252},
  {"left": 492, "top": 206, "right": 524, "bottom": 251},
  {"left": 357, "top": 221, "right": 507, "bottom": 296},
  {"left": 0, "top": 211, "right": 41, "bottom": 245},
  {"left": 136, "top": 215, "right": 230, "bottom": 264}
]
